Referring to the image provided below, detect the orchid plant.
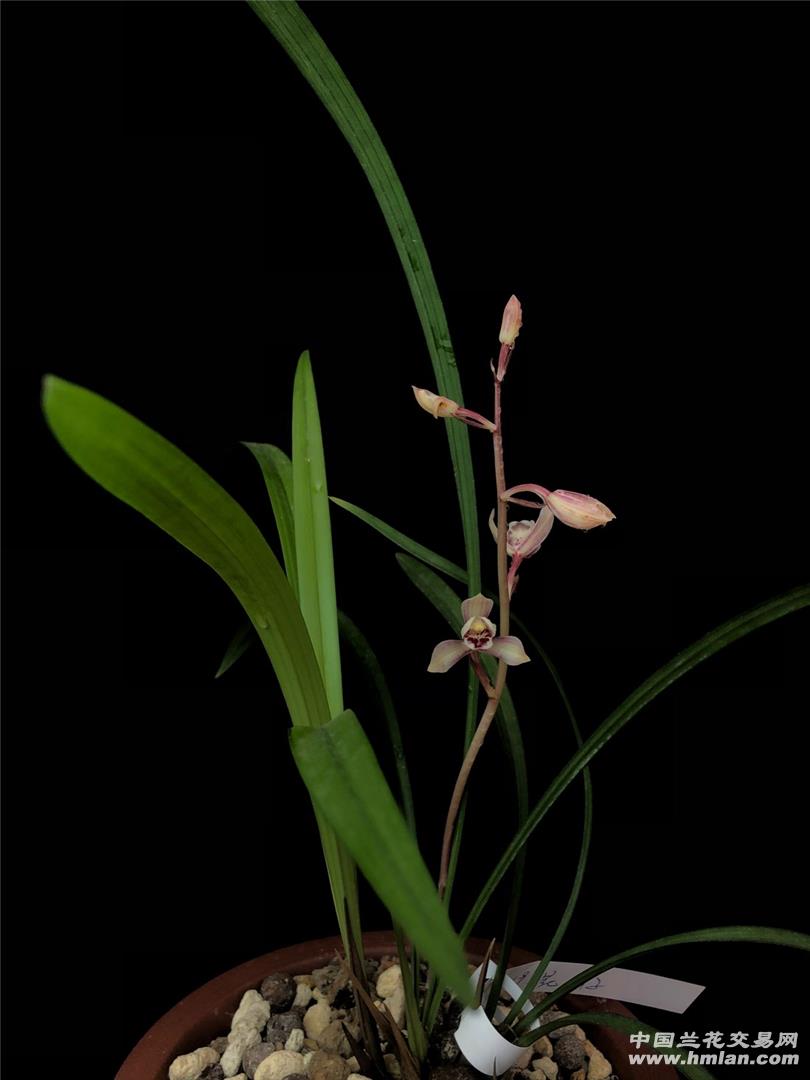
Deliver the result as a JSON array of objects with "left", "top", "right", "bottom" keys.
[{"left": 42, "top": 4, "right": 809, "bottom": 1080}]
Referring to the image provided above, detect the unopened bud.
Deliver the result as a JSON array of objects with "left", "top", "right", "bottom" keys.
[
  {"left": 544, "top": 489, "right": 615, "bottom": 530},
  {"left": 412, "top": 386, "right": 459, "bottom": 419},
  {"left": 499, "top": 295, "right": 522, "bottom": 347}
]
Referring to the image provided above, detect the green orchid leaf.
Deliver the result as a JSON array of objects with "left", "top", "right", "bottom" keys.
[
  {"left": 244, "top": 441, "right": 297, "bottom": 593},
  {"left": 248, "top": 0, "right": 480, "bottom": 593},
  {"left": 42, "top": 375, "right": 329, "bottom": 729},
  {"left": 290, "top": 709, "right": 473, "bottom": 1006},
  {"left": 516, "top": 926, "right": 810, "bottom": 1040},
  {"left": 463, "top": 584, "right": 810, "bottom": 938},
  {"left": 338, "top": 610, "right": 416, "bottom": 836},
  {"left": 292, "top": 352, "right": 343, "bottom": 719},
  {"left": 41, "top": 375, "right": 360, "bottom": 950},
  {"left": 215, "top": 621, "right": 255, "bottom": 678},
  {"left": 332, "top": 498, "right": 466, "bottom": 584}
]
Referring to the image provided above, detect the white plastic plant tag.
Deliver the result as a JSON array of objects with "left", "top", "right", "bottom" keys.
[
  {"left": 454, "top": 960, "right": 541, "bottom": 1076},
  {"left": 506, "top": 960, "right": 705, "bottom": 1014}
]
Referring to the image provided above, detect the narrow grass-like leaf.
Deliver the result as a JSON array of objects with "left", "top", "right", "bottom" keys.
[
  {"left": 501, "top": 623, "right": 592, "bottom": 1025},
  {"left": 293, "top": 352, "right": 343, "bottom": 718},
  {"left": 249, "top": 0, "right": 480, "bottom": 593},
  {"left": 528, "top": 1012, "right": 718, "bottom": 1080},
  {"left": 42, "top": 376, "right": 329, "bottom": 730},
  {"left": 215, "top": 621, "right": 255, "bottom": 678},
  {"left": 244, "top": 442, "right": 297, "bottom": 592},
  {"left": 514, "top": 926, "right": 810, "bottom": 1041},
  {"left": 462, "top": 585, "right": 810, "bottom": 939},
  {"left": 338, "top": 610, "right": 416, "bottom": 836},
  {"left": 290, "top": 709, "right": 473, "bottom": 1006},
  {"left": 332, "top": 498, "right": 466, "bottom": 584}
]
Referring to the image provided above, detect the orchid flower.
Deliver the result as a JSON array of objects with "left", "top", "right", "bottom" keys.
[
  {"left": 488, "top": 507, "right": 554, "bottom": 558},
  {"left": 489, "top": 505, "right": 554, "bottom": 596},
  {"left": 503, "top": 483, "right": 615, "bottom": 531},
  {"left": 412, "top": 386, "right": 496, "bottom": 432},
  {"left": 428, "top": 594, "right": 530, "bottom": 673}
]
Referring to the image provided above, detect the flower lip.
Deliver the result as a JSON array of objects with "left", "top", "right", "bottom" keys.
[{"left": 461, "top": 615, "right": 497, "bottom": 650}]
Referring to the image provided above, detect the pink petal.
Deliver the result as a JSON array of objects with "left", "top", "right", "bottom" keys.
[
  {"left": 519, "top": 507, "right": 554, "bottom": 557},
  {"left": 488, "top": 636, "right": 530, "bottom": 666},
  {"left": 461, "top": 593, "right": 495, "bottom": 623},
  {"left": 428, "top": 639, "right": 471, "bottom": 673},
  {"left": 488, "top": 510, "right": 498, "bottom": 544}
]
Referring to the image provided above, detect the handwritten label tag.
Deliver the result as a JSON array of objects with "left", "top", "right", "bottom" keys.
[{"left": 506, "top": 960, "right": 705, "bottom": 1014}]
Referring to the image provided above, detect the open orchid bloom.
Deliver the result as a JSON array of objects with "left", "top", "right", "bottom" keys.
[
  {"left": 503, "top": 483, "right": 615, "bottom": 531},
  {"left": 428, "top": 594, "right": 530, "bottom": 673},
  {"left": 488, "top": 506, "right": 554, "bottom": 558}
]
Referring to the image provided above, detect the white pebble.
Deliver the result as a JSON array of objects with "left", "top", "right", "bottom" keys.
[
  {"left": 168, "top": 1047, "right": 219, "bottom": 1080},
  {"left": 513, "top": 1047, "right": 533, "bottom": 1070},
  {"left": 294, "top": 981, "right": 315, "bottom": 1008},
  {"left": 375, "top": 964, "right": 402, "bottom": 1000},
  {"left": 303, "top": 1000, "right": 332, "bottom": 1041},
  {"left": 586, "top": 1047, "right": 612, "bottom": 1080},
  {"left": 347, "top": 1075, "right": 374, "bottom": 1080},
  {"left": 574, "top": 1026, "right": 587, "bottom": 1042},
  {"left": 383, "top": 985, "right": 406, "bottom": 1028},
  {"left": 533, "top": 1036, "right": 553, "bottom": 1057},
  {"left": 254, "top": 1050, "right": 307, "bottom": 1080},
  {"left": 285, "top": 1028, "right": 305, "bottom": 1053},
  {"left": 383, "top": 1054, "right": 400, "bottom": 1078},
  {"left": 533, "top": 1058, "right": 558, "bottom": 1080},
  {"left": 231, "top": 989, "right": 271, "bottom": 1032},
  {"left": 221, "top": 1027, "right": 260, "bottom": 1077}
]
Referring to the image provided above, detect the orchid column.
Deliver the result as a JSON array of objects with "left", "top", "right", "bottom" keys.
[{"left": 413, "top": 296, "right": 615, "bottom": 899}]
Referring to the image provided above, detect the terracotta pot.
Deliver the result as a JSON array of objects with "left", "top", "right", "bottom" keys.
[{"left": 116, "top": 932, "right": 676, "bottom": 1080}]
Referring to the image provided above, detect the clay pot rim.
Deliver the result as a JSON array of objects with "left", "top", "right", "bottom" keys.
[{"left": 116, "top": 931, "right": 676, "bottom": 1080}]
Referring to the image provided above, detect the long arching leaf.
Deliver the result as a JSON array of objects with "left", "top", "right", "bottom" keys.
[
  {"left": 516, "top": 926, "right": 810, "bottom": 1040},
  {"left": 462, "top": 585, "right": 810, "bottom": 938},
  {"left": 248, "top": 0, "right": 480, "bottom": 593}
]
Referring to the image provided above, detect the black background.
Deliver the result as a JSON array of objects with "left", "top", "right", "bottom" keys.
[{"left": 2, "top": 2, "right": 809, "bottom": 1076}]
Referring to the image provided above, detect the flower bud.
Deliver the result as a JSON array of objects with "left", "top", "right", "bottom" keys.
[
  {"left": 412, "top": 386, "right": 459, "bottom": 419},
  {"left": 499, "top": 295, "right": 522, "bottom": 347},
  {"left": 544, "top": 489, "right": 615, "bottom": 530}
]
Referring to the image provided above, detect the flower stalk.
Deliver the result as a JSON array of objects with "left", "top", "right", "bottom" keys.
[{"left": 437, "top": 334, "right": 514, "bottom": 899}]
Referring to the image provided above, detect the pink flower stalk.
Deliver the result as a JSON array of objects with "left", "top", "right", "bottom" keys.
[
  {"left": 503, "top": 483, "right": 616, "bottom": 530},
  {"left": 428, "top": 594, "right": 530, "bottom": 673},
  {"left": 496, "top": 294, "right": 522, "bottom": 381},
  {"left": 412, "top": 386, "right": 496, "bottom": 432}
]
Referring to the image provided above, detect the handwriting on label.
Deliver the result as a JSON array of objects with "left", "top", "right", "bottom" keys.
[{"left": 507, "top": 961, "right": 705, "bottom": 1014}]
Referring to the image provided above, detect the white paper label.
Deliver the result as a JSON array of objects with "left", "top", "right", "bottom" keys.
[
  {"left": 506, "top": 960, "right": 705, "bottom": 1014},
  {"left": 456, "top": 958, "right": 705, "bottom": 1077},
  {"left": 454, "top": 961, "right": 541, "bottom": 1075}
]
